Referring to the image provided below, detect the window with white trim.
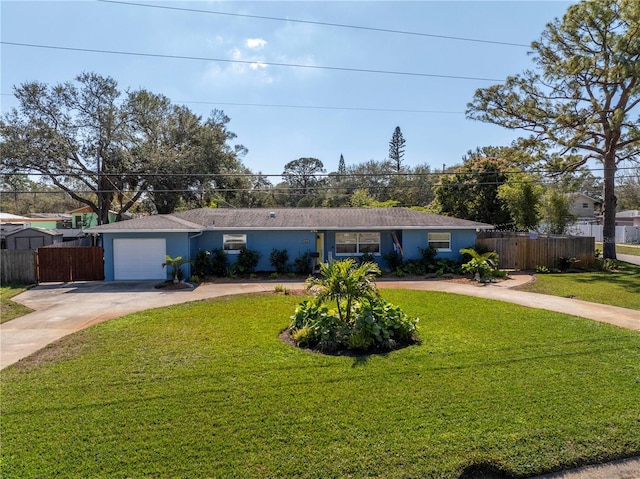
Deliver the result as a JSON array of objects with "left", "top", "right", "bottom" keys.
[
  {"left": 335, "top": 232, "right": 380, "bottom": 255},
  {"left": 428, "top": 232, "right": 451, "bottom": 251},
  {"left": 223, "top": 234, "right": 246, "bottom": 254}
]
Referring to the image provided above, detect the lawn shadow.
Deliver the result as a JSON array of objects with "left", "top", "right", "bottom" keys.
[
  {"left": 278, "top": 328, "right": 415, "bottom": 366},
  {"left": 351, "top": 354, "right": 370, "bottom": 367},
  {"left": 576, "top": 268, "right": 640, "bottom": 294},
  {"left": 458, "top": 461, "right": 514, "bottom": 479}
]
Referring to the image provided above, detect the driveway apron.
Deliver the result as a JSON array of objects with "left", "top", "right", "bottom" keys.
[{"left": 1, "top": 280, "right": 289, "bottom": 369}]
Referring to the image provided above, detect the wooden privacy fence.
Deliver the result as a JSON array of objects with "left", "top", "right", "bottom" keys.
[
  {"left": 476, "top": 233, "right": 595, "bottom": 270},
  {"left": 1, "top": 250, "right": 37, "bottom": 284},
  {"left": 36, "top": 247, "right": 104, "bottom": 282}
]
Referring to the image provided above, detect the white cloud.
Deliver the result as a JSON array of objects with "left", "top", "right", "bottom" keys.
[
  {"left": 201, "top": 44, "right": 273, "bottom": 87},
  {"left": 250, "top": 61, "right": 267, "bottom": 70},
  {"left": 246, "top": 38, "right": 267, "bottom": 49}
]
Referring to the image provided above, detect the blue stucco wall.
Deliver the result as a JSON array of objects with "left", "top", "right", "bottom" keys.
[
  {"left": 102, "top": 232, "right": 190, "bottom": 281},
  {"left": 402, "top": 229, "right": 478, "bottom": 262},
  {"left": 324, "top": 229, "right": 478, "bottom": 270},
  {"left": 101, "top": 228, "right": 481, "bottom": 279},
  {"left": 194, "top": 230, "right": 317, "bottom": 272},
  {"left": 323, "top": 231, "right": 396, "bottom": 269},
  {"left": 449, "top": 230, "right": 478, "bottom": 258}
]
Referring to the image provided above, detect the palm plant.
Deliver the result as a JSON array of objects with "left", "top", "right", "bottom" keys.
[
  {"left": 163, "top": 255, "right": 187, "bottom": 284},
  {"left": 292, "top": 258, "right": 418, "bottom": 353},
  {"left": 459, "top": 248, "right": 499, "bottom": 281},
  {"left": 305, "top": 258, "right": 381, "bottom": 324}
]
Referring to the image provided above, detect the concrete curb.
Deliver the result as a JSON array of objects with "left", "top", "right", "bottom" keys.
[{"left": 530, "top": 456, "right": 640, "bottom": 479}]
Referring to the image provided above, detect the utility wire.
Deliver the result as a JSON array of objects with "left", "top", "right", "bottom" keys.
[
  {"left": 97, "top": 0, "right": 531, "bottom": 48},
  {"left": 0, "top": 41, "right": 504, "bottom": 82},
  {"left": 0, "top": 179, "right": 599, "bottom": 195},
  {"left": 0, "top": 93, "right": 463, "bottom": 115},
  {"left": 174, "top": 101, "right": 464, "bottom": 115},
  {"left": 1, "top": 167, "right": 626, "bottom": 179}
]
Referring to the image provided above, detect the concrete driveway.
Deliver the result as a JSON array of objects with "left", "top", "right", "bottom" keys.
[{"left": 1, "top": 280, "right": 292, "bottom": 369}]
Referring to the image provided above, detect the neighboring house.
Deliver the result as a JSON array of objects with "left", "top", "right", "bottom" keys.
[
  {"left": 28, "top": 213, "right": 72, "bottom": 229},
  {"left": 69, "top": 206, "right": 130, "bottom": 228},
  {"left": 0, "top": 213, "right": 27, "bottom": 223},
  {"left": 54, "top": 228, "right": 92, "bottom": 245},
  {"left": 0, "top": 212, "right": 71, "bottom": 229},
  {"left": 568, "top": 193, "right": 601, "bottom": 219},
  {"left": 0, "top": 224, "right": 63, "bottom": 250},
  {"left": 85, "top": 208, "right": 494, "bottom": 281},
  {"left": 615, "top": 210, "right": 640, "bottom": 227}
]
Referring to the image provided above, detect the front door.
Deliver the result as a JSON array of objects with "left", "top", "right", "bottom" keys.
[{"left": 316, "top": 233, "right": 324, "bottom": 263}]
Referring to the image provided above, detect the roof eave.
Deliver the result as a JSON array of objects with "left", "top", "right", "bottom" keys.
[
  {"left": 218, "top": 226, "right": 495, "bottom": 230},
  {"left": 87, "top": 225, "right": 495, "bottom": 233},
  {"left": 87, "top": 228, "right": 202, "bottom": 234}
]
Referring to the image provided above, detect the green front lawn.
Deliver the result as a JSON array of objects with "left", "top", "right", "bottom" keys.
[
  {"left": 0, "top": 284, "right": 33, "bottom": 324},
  {"left": 2, "top": 291, "right": 639, "bottom": 479},
  {"left": 596, "top": 242, "right": 640, "bottom": 256},
  {"left": 517, "top": 263, "right": 640, "bottom": 310}
]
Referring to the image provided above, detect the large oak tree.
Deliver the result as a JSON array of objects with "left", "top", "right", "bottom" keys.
[
  {"left": 127, "top": 91, "right": 247, "bottom": 214},
  {"left": 432, "top": 154, "right": 512, "bottom": 227},
  {"left": 1, "top": 73, "right": 247, "bottom": 223},
  {"left": 467, "top": 0, "right": 640, "bottom": 258},
  {"left": 280, "top": 157, "right": 326, "bottom": 206}
]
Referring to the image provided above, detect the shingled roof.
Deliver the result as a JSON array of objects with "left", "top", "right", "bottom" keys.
[{"left": 85, "top": 208, "right": 494, "bottom": 233}]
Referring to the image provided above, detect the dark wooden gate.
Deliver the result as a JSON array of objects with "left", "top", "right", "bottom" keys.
[{"left": 36, "top": 247, "right": 104, "bottom": 282}]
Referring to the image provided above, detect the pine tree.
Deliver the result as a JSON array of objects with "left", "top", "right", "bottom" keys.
[
  {"left": 388, "top": 126, "right": 406, "bottom": 172},
  {"left": 466, "top": 0, "right": 640, "bottom": 259},
  {"left": 338, "top": 154, "right": 346, "bottom": 175}
]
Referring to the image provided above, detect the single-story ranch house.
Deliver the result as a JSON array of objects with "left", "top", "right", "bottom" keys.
[{"left": 85, "top": 208, "right": 494, "bottom": 281}]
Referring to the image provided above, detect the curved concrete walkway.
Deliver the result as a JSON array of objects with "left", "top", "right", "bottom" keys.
[
  {"left": 618, "top": 253, "right": 640, "bottom": 266},
  {"left": 2, "top": 273, "right": 639, "bottom": 478}
]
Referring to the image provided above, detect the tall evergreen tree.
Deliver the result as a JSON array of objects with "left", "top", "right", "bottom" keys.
[
  {"left": 467, "top": 0, "right": 640, "bottom": 259},
  {"left": 338, "top": 154, "right": 346, "bottom": 175},
  {"left": 388, "top": 126, "right": 406, "bottom": 172}
]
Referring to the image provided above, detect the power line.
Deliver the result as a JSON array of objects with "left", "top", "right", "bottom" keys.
[
  {"left": 0, "top": 92, "right": 463, "bottom": 115},
  {"left": 0, "top": 170, "right": 573, "bottom": 179},
  {"left": 3, "top": 165, "right": 629, "bottom": 176},
  {"left": 0, "top": 41, "right": 504, "bottom": 82},
  {"left": 3, "top": 167, "right": 626, "bottom": 182},
  {"left": 174, "top": 101, "right": 464, "bottom": 115},
  {"left": 0, "top": 178, "right": 602, "bottom": 196},
  {"left": 97, "top": 0, "right": 531, "bottom": 48}
]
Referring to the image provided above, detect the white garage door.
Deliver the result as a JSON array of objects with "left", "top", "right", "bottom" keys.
[{"left": 114, "top": 238, "right": 166, "bottom": 280}]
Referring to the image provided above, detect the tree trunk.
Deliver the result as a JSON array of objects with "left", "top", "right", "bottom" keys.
[
  {"left": 97, "top": 179, "right": 113, "bottom": 226},
  {"left": 602, "top": 156, "right": 617, "bottom": 260}
]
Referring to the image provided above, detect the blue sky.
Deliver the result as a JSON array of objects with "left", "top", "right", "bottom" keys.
[{"left": 1, "top": 1, "right": 574, "bottom": 177}]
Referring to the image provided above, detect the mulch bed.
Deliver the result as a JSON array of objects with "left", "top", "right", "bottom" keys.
[
  {"left": 156, "top": 274, "right": 514, "bottom": 290},
  {"left": 278, "top": 328, "right": 420, "bottom": 357},
  {"left": 154, "top": 281, "right": 195, "bottom": 290}
]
